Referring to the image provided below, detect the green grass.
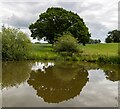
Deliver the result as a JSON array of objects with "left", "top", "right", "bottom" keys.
[
  {"left": 28, "top": 43, "right": 57, "bottom": 60},
  {"left": 27, "top": 43, "right": 119, "bottom": 64},
  {"left": 80, "top": 43, "right": 118, "bottom": 56}
]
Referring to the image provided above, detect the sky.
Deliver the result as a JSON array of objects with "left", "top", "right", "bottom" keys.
[{"left": 0, "top": 0, "right": 119, "bottom": 43}]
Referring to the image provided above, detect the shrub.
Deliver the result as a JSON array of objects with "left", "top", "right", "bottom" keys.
[
  {"left": 54, "top": 33, "right": 80, "bottom": 54},
  {"left": 2, "top": 27, "right": 31, "bottom": 60}
]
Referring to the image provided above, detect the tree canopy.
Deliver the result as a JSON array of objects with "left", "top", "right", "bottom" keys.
[
  {"left": 29, "top": 7, "right": 91, "bottom": 45},
  {"left": 105, "top": 30, "right": 120, "bottom": 43}
]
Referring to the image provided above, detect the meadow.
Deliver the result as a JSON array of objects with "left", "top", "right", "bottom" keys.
[
  {"left": 80, "top": 43, "right": 118, "bottom": 56},
  {"left": 28, "top": 43, "right": 119, "bottom": 64}
]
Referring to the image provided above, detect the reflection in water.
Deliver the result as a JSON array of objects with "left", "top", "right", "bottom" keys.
[
  {"left": 31, "top": 62, "right": 54, "bottom": 72},
  {"left": 2, "top": 61, "right": 119, "bottom": 107},
  {"left": 100, "top": 64, "right": 119, "bottom": 82},
  {"left": 105, "top": 70, "right": 119, "bottom": 82},
  {"left": 28, "top": 62, "right": 89, "bottom": 103},
  {"left": 2, "top": 61, "right": 31, "bottom": 89},
  {"left": 78, "top": 62, "right": 120, "bottom": 82}
]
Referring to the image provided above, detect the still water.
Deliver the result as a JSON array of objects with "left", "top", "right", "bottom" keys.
[{"left": 2, "top": 61, "right": 119, "bottom": 107}]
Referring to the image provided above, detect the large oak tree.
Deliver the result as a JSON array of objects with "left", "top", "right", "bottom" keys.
[{"left": 29, "top": 7, "right": 91, "bottom": 45}]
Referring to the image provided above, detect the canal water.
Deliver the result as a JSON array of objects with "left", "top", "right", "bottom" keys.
[{"left": 2, "top": 61, "right": 119, "bottom": 107}]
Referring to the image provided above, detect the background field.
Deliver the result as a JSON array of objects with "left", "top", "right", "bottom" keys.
[
  {"left": 80, "top": 43, "right": 118, "bottom": 56},
  {"left": 31, "top": 43, "right": 118, "bottom": 57}
]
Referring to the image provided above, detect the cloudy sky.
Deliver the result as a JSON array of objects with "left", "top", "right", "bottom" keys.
[{"left": 0, "top": 0, "right": 119, "bottom": 42}]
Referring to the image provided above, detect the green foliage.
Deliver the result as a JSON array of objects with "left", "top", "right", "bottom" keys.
[
  {"left": 54, "top": 33, "right": 80, "bottom": 53},
  {"left": 67, "top": 21, "right": 90, "bottom": 45},
  {"left": 98, "top": 56, "right": 120, "bottom": 64},
  {"left": 2, "top": 27, "right": 31, "bottom": 60},
  {"left": 29, "top": 7, "right": 90, "bottom": 45},
  {"left": 105, "top": 30, "right": 120, "bottom": 43}
]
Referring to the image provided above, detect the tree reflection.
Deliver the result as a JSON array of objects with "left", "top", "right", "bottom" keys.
[
  {"left": 27, "top": 62, "right": 89, "bottom": 103},
  {"left": 104, "top": 70, "right": 119, "bottom": 82},
  {"left": 97, "top": 63, "right": 119, "bottom": 82},
  {"left": 77, "top": 62, "right": 120, "bottom": 82},
  {"left": 104, "top": 66, "right": 119, "bottom": 82},
  {"left": 2, "top": 61, "right": 31, "bottom": 89}
]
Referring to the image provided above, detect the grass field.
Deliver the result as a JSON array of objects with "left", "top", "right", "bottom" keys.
[
  {"left": 80, "top": 43, "right": 118, "bottom": 56},
  {"left": 28, "top": 43, "right": 119, "bottom": 64},
  {"left": 29, "top": 43, "right": 57, "bottom": 60}
]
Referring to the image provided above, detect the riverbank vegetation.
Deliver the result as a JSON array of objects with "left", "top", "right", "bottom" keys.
[
  {"left": 28, "top": 43, "right": 119, "bottom": 64},
  {"left": 2, "top": 27, "right": 31, "bottom": 60}
]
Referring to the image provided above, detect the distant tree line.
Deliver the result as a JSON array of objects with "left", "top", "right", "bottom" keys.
[{"left": 88, "top": 39, "right": 101, "bottom": 44}]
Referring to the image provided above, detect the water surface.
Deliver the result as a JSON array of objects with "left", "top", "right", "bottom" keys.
[{"left": 2, "top": 61, "right": 119, "bottom": 107}]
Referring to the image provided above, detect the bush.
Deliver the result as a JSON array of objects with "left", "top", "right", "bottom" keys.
[
  {"left": 2, "top": 27, "right": 31, "bottom": 60},
  {"left": 54, "top": 33, "right": 80, "bottom": 54}
]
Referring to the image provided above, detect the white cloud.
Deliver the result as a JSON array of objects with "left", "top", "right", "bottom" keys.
[{"left": 0, "top": 0, "right": 119, "bottom": 42}]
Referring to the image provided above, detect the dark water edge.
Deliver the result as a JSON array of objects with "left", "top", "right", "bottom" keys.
[{"left": 2, "top": 55, "right": 120, "bottom": 64}]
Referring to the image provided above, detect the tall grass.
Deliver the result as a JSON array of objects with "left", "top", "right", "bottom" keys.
[{"left": 98, "top": 55, "right": 120, "bottom": 64}]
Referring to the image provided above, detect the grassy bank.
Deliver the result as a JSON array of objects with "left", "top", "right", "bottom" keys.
[{"left": 28, "top": 43, "right": 119, "bottom": 64}]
